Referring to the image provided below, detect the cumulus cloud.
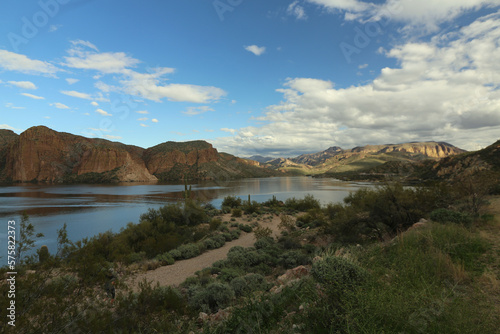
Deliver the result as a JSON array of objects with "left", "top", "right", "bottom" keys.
[
  {"left": 51, "top": 103, "right": 70, "bottom": 109},
  {"left": 61, "top": 90, "right": 92, "bottom": 100},
  {"left": 0, "top": 49, "right": 60, "bottom": 76},
  {"left": 91, "top": 101, "right": 99, "bottom": 107},
  {"left": 152, "top": 118, "right": 159, "bottom": 123},
  {"left": 8, "top": 81, "right": 37, "bottom": 89},
  {"left": 21, "top": 93, "right": 45, "bottom": 100},
  {"left": 136, "top": 110, "right": 149, "bottom": 114},
  {"left": 214, "top": 12, "right": 500, "bottom": 156},
  {"left": 66, "top": 78, "right": 79, "bottom": 85},
  {"left": 137, "top": 117, "right": 148, "bottom": 121},
  {"left": 95, "top": 108, "right": 112, "bottom": 116},
  {"left": 307, "top": 0, "right": 500, "bottom": 33},
  {"left": 244, "top": 45, "right": 266, "bottom": 56},
  {"left": 0, "top": 124, "right": 20, "bottom": 131},
  {"left": 62, "top": 41, "right": 226, "bottom": 103}
]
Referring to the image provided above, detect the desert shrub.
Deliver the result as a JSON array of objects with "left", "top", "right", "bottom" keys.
[
  {"left": 231, "top": 208, "right": 243, "bottom": 217},
  {"left": 279, "top": 249, "right": 311, "bottom": 268},
  {"left": 177, "top": 243, "right": 201, "bottom": 259},
  {"left": 154, "top": 252, "right": 175, "bottom": 265},
  {"left": 244, "top": 200, "right": 261, "bottom": 215},
  {"left": 239, "top": 224, "right": 253, "bottom": 233},
  {"left": 217, "top": 267, "right": 244, "bottom": 283},
  {"left": 430, "top": 208, "right": 473, "bottom": 226},
  {"left": 296, "top": 208, "right": 327, "bottom": 228},
  {"left": 217, "top": 223, "right": 230, "bottom": 233},
  {"left": 222, "top": 196, "right": 242, "bottom": 208},
  {"left": 279, "top": 236, "right": 301, "bottom": 250},
  {"left": 222, "top": 232, "right": 233, "bottom": 241},
  {"left": 230, "top": 229, "right": 241, "bottom": 240},
  {"left": 279, "top": 214, "right": 296, "bottom": 232},
  {"left": 263, "top": 195, "right": 281, "bottom": 207},
  {"left": 230, "top": 273, "right": 267, "bottom": 297},
  {"left": 254, "top": 225, "right": 273, "bottom": 239},
  {"left": 125, "top": 251, "right": 147, "bottom": 264},
  {"left": 254, "top": 236, "right": 276, "bottom": 250},
  {"left": 285, "top": 194, "right": 321, "bottom": 212},
  {"left": 37, "top": 245, "right": 50, "bottom": 264},
  {"left": 203, "top": 234, "right": 226, "bottom": 249},
  {"left": 168, "top": 248, "right": 182, "bottom": 260},
  {"left": 188, "top": 282, "right": 235, "bottom": 313},
  {"left": 312, "top": 255, "right": 369, "bottom": 290},
  {"left": 209, "top": 218, "right": 222, "bottom": 231},
  {"left": 212, "top": 259, "right": 228, "bottom": 268}
]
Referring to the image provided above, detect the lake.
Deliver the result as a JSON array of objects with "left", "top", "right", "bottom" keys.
[{"left": 0, "top": 177, "right": 373, "bottom": 264}]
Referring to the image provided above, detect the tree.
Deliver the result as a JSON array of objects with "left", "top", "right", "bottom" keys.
[{"left": 16, "top": 213, "right": 44, "bottom": 264}]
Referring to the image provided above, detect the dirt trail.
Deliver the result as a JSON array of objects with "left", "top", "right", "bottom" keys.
[{"left": 125, "top": 214, "right": 283, "bottom": 292}]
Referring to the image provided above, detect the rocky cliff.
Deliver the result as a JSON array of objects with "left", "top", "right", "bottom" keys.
[
  {"left": 0, "top": 126, "right": 279, "bottom": 183},
  {"left": 1, "top": 126, "right": 156, "bottom": 183},
  {"left": 349, "top": 142, "right": 465, "bottom": 159}
]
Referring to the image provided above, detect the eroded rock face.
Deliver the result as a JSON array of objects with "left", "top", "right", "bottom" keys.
[
  {"left": 143, "top": 141, "right": 220, "bottom": 175},
  {"left": 2, "top": 126, "right": 157, "bottom": 182}
]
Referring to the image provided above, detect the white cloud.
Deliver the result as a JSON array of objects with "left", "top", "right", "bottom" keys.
[
  {"left": 70, "top": 40, "right": 99, "bottom": 52},
  {"left": 5, "top": 103, "right": 25, "bottom": 109},
  {"left": 65, "top": 51, "right": 141, "bottom": 74},
  {"left": 214, "top": 12, "right": 500, "bottom": 155},
  {"left": 21, "top": 93, "right": 45, "bottom": 100},
  {"left": 307, "top": 0, "right": 500, "bottom": 33},
  {"left": 245, "top": 45, "right": 266, "bottom": 56},
  {"left": 61, "top": 90, "right": 92, "bottom": 100},
  {"left": 8, "top": 81, "right": 37, "bottom": 90},
  {"left": 95, "top": 108, "right": 112, "bottom": 116},
  {"left": 140, "top": 124, "right": 148, "bottom": 127},
  {"left": 287, "top": 1, "right": 308, "bottom": 20},
  {"left": 0, "top": 124, "right": 20, "bottom": 131},
  {"left": 62, "top": 41, "right": 226, "bottom": 103},
  {"left": 182, "top": 106, "right": 214, "bottom": 116},
  {"left": 136, "top": 110, "right": 149, "bottom": 114},
  {"left": 137, "top": 117, "right": 148, "bottom": 121},
  {"left": 358, "top": 64, "right": 368, "bottom": 69},
  {"left": 66, "top": 78, "right": 79, "bottom": 85},
  {"left": 152, "top": 118, "right": 159, "bottom": 123},
  {"left": 51, "top": 103, "right": 70, "bottom": 109},
  {"left": 221, "top": 128, "right": 237, "bottom": 134},
  {"left": 104, "top": 135, "right": 123, "bottom": 140},
  {"left": 0, "top": 50, "right": 60, "bottom": 76},
  {"left": 91, "top": 101, "right": 99, "bottom": 107}
]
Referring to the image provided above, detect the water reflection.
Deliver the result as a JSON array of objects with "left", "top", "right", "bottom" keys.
[{"left": 0, "top": 177, "right": 373, "bottom": 263}]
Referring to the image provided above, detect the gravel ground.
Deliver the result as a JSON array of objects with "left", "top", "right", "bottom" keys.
[{"left": 125, "top": 214, "right": 283, "bottom": 291}]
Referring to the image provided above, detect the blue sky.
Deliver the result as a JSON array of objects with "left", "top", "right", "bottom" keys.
[{"left": 1, "top": 0, "right": 500, "bottom": 157}]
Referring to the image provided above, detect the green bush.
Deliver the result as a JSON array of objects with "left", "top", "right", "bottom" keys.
[
  {"left": 279, "top": 249, "right": 311, "bottom": 268},
  {"left": 188, "top": 282, "right": 235, "bottom": 313},
  {"left": 239, "top": 224, "right": 253, "bottom": 233},
  {"left": 209, "top": 218, "right": 222, "bottom": 230},
  {"left": 230, "top": 229, "right": 241, "bottom": 240},
  {"left": 177, "top": 243, "right": 201, "bottom": 259},
  {"left": 285, "top": 194, "right": 321, "bottom": 211},
  {"left": 231, "top": 208, "right": 243, "bottom": 217},
  {"left": 312, "top": 255, "right": 369, "bottom": 289},
  {"left": 230, "top": 273, "right": 267, "bottom": 297},
  {"left": 154, "top": 252, "right": 175, "bottom": 265},
  {"left": 430, "top": 208, "right": 473, "bottom": 225},
  {"left": 168, "top": 248, "right": 182, "bottom": 260},
  {"left": 125, "top": 251, "right": 147, "bottom": 264},
  {"left": 222, "top": 196, "right": 242, "bottom": 208}
]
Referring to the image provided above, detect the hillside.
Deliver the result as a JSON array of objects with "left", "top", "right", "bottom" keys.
[
  {"left": 0, "top": 126, "right": 280, "bottom": 183},
  {"left": 257, "top": 141, "right": 466, "bottom": 175}
]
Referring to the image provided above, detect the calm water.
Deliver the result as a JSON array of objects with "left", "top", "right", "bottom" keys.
[{"left": 0, "top": 177, "right": 373, "bottom": 263}]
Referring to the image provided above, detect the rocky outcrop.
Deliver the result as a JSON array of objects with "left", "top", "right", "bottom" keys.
[
  {"left": 144, "top": 141, "right": 219, "bottom": 175},
  {"left": 0, "top": 126, "right": 278, "bottom": 183},
  {"left": 2, "top": 126, "right": 156, "bottom": 183},
  {"left": 350, "top": 142, "right": 465, "bottom": 159}
]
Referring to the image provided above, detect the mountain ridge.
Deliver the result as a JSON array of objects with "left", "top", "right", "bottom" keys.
[{"left": 0, "top": 126, "right": 279, "bottom": 183}]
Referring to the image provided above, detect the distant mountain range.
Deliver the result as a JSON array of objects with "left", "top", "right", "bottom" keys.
[
  {"left": 1, "top": 125, "right": 479, "bottom": 184},
  {"left": 248, "top": 142, "right": 466, "bottom": 175},
  {"left": 0, "top": 126, "right": 280, "bottom": 183}
]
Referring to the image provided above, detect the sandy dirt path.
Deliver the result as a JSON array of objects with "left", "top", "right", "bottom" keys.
[{"left": 125, "top": 214, "right": 283, "bottom": 291}]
